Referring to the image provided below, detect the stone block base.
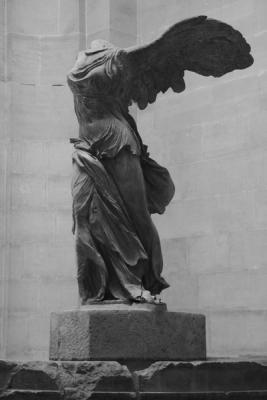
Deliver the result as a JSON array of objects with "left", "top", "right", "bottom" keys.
[
  {"left": 0, "top": 360, "right": 135, "bottom": 399},
  {"left": 1, "top": 360, "right": 267, "bottom": 399},
  {"left": 49, "top": 303, "right": 206, "bottom": 361}
]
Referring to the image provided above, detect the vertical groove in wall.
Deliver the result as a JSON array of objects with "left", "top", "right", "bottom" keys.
[
  {"left": 136, "top": 0, "right": 141, "bottom": 45},
  {"left": 0, "top": 0, "right": 8, "bottom": 359},
  {"left": 78, "top": 0, "right": 86, "bottom": 50},
  {"left": 57, "top": 0, "right": 60, "bottom": 34}
]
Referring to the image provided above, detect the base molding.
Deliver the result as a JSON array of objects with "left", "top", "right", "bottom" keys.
[{"left": 1, "top": 360, "right": 267, "bottom": 399}]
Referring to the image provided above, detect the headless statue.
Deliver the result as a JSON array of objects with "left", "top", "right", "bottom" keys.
[{"left": 67, "top": 16, "right": 253, "bottom": 304}]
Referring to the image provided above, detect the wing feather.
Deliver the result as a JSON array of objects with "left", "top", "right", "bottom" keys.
[{"left": 124, "top": 16, "right": 253, "bottom": 110}]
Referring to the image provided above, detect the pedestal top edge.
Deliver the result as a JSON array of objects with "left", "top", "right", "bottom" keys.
[{"left": 50, "top": 305, "right": 205, "bottom": 319}]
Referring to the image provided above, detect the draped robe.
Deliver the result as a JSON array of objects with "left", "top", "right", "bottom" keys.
[{"left": 67, "top": 47, "right": 175, "bottom": 303}]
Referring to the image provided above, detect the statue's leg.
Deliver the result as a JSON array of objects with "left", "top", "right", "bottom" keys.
[
  {"left": 75, "top": 214, "right": 108, "bottom": 304},
  {"left": 103, "top": 150, "right": 160, "bottom": 252},
  {"left": 75, "top": 215, "right": 91, "bottom": 304},
  {"left": 102, "top": 149, "right": 166, "bottom": 295},
  {"left": 72, "top": 160, "right": 108, "bottom": 304}
]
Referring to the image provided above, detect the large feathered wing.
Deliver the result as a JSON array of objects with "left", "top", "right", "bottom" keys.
[{"left": 123, "top": 16, "right": 253, "bottom": 110}]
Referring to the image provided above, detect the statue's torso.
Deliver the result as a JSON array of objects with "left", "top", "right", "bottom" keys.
[{"left": 67, "top": 52, "right": 141, "bottom": 158}]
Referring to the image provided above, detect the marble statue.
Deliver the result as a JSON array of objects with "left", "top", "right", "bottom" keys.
[{"left": 67, "top": 16, "right": 253, "bottom": 305}]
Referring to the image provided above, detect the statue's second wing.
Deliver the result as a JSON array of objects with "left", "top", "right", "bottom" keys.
[{"left": 124, "top": 16, "right": 253, "bottom": 110}]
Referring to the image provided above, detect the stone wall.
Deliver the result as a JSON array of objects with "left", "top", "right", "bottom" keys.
[
  {"left": 1, "top": 0, "right": 81, "bottom": 360},
  {"left": 0, "top": 0, "right": 138, "bottom": 361},
  {"left": 0, "top": 0, "right": 8, "bottom": 360},
  {"left": 137, "top": 0, "right": 267, "bottom": 357}
]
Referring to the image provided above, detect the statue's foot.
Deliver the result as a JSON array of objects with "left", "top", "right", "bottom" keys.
[
  {"left": 152, "top": 296, "right": 163, "bottom": 305},
  {"left": 81, "top": 294, "right": 105, "bottom": 305},
  {"left": 134, "top": 290, "right": 156, "bottom": 304},
  {"left": 81, "top": 299, "right": 98, "bottom": 305}
]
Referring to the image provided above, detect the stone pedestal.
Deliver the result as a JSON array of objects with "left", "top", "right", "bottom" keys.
[{"left": 49, "top": 302, "right": 206, "bottom": 361}]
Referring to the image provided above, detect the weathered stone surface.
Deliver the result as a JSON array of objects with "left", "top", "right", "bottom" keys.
[
  {"left": 64, "top": 393, "right": 136, "bottom": 400},
  {"left": 0, "top": 360, "right": 135, "bottom": 399},
  {"left": 135, "top": 361, "right": 267, "bottom": 393},
  {"left": 0, "top": 361, "right": 16, "bottom": 391},
  {"left": 50, "top": 306, "right": 206, "bottom": 361},
  {"left": 2, "top": 360, "right": 267, "bottom": 399},
  {"left": 10, "top": 368, "right": 58, "bottom": 390},
  {"left": 139, "top": 393, "right": 267, "bottom": 400},
  {"left": 0, "top": 391, "right": 62, "bottom": 400}
]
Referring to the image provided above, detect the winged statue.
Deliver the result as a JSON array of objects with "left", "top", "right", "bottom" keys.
[{"left": 67, "top": 16, "right": 253, "bottom": 305}]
